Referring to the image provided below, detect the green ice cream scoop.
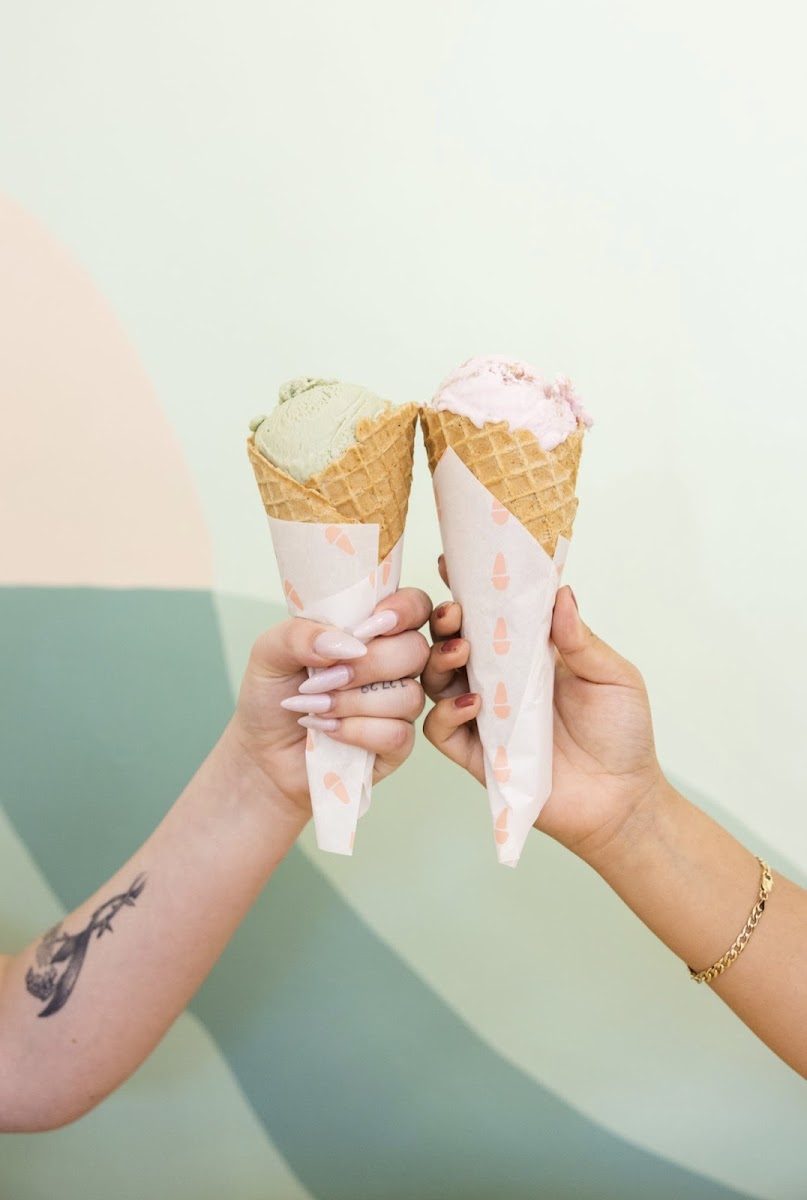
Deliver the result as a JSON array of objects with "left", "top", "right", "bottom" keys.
[{"left": 250, "top": 377, "right": 391, "bottom": 484}]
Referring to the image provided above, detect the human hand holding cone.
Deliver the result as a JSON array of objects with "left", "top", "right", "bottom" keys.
[
  {"left": 248, "top": 378, "right": 418, "bottom": 855},
  {"left": 421, "top": 356, "right": 591, "bottom": 866}
]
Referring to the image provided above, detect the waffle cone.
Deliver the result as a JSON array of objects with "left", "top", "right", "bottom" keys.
[
  {"left": 420, "top": 408, "right": 584, "bottom": 558},
  {"left": 248, "top": 402, "right": 418, "bottom": 563}
]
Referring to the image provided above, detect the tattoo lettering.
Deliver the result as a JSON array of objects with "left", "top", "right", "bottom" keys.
[
  {"left": 361, "top": 678, "right": 409, "bottom": 694},
  {"left": 25, "top": 874, "right": 147, "bottom": 1018}
]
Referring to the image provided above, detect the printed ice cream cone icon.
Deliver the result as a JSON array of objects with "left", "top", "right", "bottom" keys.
[
  {"left": 493, "top": 617, "right": 510, "bottom": 655},
  {"left": 381, "top": 556, "right": 392, "bottom": 586},
  {"left": 491, "top": 498, "right": 509, "bottom": 525},
  {"left": 305, "top": 730, "right": 315, "bottom": 752},
  {"left": 369, "top": 569, "right": 377, "bottom": 588},
  {"left": 493, "top": 746, "right": 510, "bottom": 783},
  {"left": 434, "top": 485, "right": 442, "bottom": 520},
  {"left": 349, "top": 831, "right": 356, "bottom": 851},
  {"left": 325, "top": 525, "right": 356, "bottom": 556},
  {"left": 324, "top": 771, "right": 351, "bottom": 805},
  {"left": 493, "top": 682, "right": 510, "bottom": 719},
  {"left": 284, "top": 579, "right": 304, "bottom": 611},
  {"left": 492, "top": 553, "right": 509, "bottom": 591},
  {"left": 494, "top": 807, "right": 510, "bottom": 845}
]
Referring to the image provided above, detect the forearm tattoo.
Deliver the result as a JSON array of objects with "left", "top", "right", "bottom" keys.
[{"left": 25, "top": 874, "right": 147, "bottom": 1017}]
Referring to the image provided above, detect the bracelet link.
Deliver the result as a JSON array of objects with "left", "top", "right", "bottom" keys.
[{"left": 688, "top": 858, "right": 773, "bottom": 985}]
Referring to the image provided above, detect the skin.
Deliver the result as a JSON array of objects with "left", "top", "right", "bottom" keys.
[
  {"left": 0, "top": 587, "right": 431, "bottom": 1132},
  {"left": 422, "top": 559, "right": 807, "bottom": 1080}
]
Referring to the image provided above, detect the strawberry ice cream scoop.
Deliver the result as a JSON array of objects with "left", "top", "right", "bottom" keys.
[{"left": 429, "top": 355, "right": 592, "bottom": 452}]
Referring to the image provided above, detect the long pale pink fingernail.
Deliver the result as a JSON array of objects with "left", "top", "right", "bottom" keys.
[
  {"left": 299, "top": 665, "right": 353, "bottom": 694},
  {"left": 298, "top": 715, "right": 341, "bottom": 733},
  {"left": 313, "top": 631, "right": 368, "bottom": 660},
  {"left": 280, "top": 693, "right": 333, "bottom": 714},
  {"left": 352, "top": 610, "right": 398, "bottom": 640}
]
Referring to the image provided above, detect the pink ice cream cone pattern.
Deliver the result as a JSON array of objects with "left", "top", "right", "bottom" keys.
[
  {"left": 266, "top": 518, "right": 404, "bottom": 855},
  {"left": 423, "top": 355, "right": 588, "bottom": 866}
]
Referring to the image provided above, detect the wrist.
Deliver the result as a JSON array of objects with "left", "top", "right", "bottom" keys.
[
  {"left": 203, "top": 723, "right": 310, "bottom": 850},
  {"left": 576, "top": 771, "right": 678, "bottom": 877}
]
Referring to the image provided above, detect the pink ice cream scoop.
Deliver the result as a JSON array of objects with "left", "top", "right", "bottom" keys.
[{"left": 429, "top": 355, "right": 592, "bottom": 452}]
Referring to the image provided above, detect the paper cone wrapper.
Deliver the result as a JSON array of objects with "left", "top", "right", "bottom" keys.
[
  {"left": 267, "top": 518, "right": 404, "bottom": 854},
  {"left": 247, "top": 405, "right": 417, "bottom": 856},
  {"left": 432, "top": 448, "right": 571, "bottom": 867}
]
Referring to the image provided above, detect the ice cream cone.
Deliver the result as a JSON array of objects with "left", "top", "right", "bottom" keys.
[
  {"left": 420, "top": 408, "right": 584, "bottom": 558},
  {"left": 248, "top": 402, "right": 419, "bottom": 564}
]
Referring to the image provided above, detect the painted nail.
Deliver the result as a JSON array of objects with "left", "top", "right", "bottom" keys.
[
  {"left": 299, "top": 665, "right": 353, "bottom": 694},
  {"left": 454, "top": 693, "right": 478, "bottom": 709},
  {"left": 568, "top": 587, "right": 579, "bottom": 612},
  {"left": 313, "top": 630, "right": 368, "bottom": 660},
  {"left": 433, "top": 602, "right": 450, "bottom": 620},
  {"left": 440, "top": 638, "right": 464, "bottom": 655},
  {"left": 352, "top": 610, "right": 398, "bottom": 640},
  {"left": 298, "top": 715, "right": 341, "bottom": 733},
  {"left": 280, "top": 693, "right": 332, "bottom": 714}
]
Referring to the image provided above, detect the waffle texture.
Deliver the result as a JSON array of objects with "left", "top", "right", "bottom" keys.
[
  {"left": 248, "top": 402, "right": 419, "bottom": 563},
  {"left": 420, "top": 408, "right": 584, "bottom": 557}
]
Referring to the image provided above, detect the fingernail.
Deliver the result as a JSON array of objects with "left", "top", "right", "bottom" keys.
[
  {"left": 313, "top": 631, "right": 368, "bottom": 660},
  {"left": 352, "top": 610, "right": 398, "bottom": 640},
  {"left": 440, "top": 638, "right": 463, "bottom": 655},
  {"left": 298, "top": 715, "right": 341, "bottom": 733},
  {"left": 280, "top": 693, "right": 333, "bottom": 714},
  {"left": 434, "top": 602, "right": 451, "bottom": 620},
  {"left": 568, "top": 587, "right": 579, "bottom": 612},
  {"left": 454, "top": 693, "right": 478, "bottom": 709},
  {"left": 299, "top": 665, "right": 353, "bottom": 694}
]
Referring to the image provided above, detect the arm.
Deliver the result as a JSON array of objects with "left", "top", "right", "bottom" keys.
[
  {"left": 0, "top": 588, "right": 430, "bottom": 1131},
  {"left": 422, "top": 570, "right": 807, "bottom": 1079}
]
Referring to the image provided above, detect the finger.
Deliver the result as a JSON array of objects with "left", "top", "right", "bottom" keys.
[
  {"left": 423, "top": 694, "right": 485, "bottom": 784},
  {"left": 352, "top": 588, "right": 432, "bottom": 641},
  {"left": 438, "top": 554, "right": 450, "bottom": 587},
  {"left": 428, "top": 598, "right": 462, "bottom": 643},
  {"left": 347, "top": 629, "right": 431, "bottom": 689},
  {"left": 317, "top": 678, "right": 425, "bottom": 722},
  {"left": 331, "top": 716, "right": 415, "bottom": 767},
  {"left": 250, "top": 619, "right": 368, "bottom": 680},
  {"left": 421, "top": 636, "right": 469, "bottom": 700},
  {"left": 552, "top": 587, "right": 643, "bottom": 689}
]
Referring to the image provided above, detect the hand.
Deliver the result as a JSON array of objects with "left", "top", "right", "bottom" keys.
[
  {"left": 227, "top": 588, "right": 432, "bottom": 820},
  {"left": 421, "top": 558, "right": 664, "bottom": 864}
]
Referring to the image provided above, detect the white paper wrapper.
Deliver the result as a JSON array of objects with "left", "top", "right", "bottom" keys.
[
  {"left": 266, "top": 517, "right": 403, "bottom": 855},
  {"left": 433, "top": 449, "right": 568, "bottom": 867}
]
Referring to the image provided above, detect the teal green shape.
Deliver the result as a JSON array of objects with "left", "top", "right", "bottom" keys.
[{"left": 0, "top": 588, "right": 754, "bottom": 1200}]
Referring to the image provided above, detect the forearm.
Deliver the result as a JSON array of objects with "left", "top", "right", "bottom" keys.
[
  {"left": 0, "top": 727, "right": 307, "bottom": 1131},
  {"left": 587, "top": 780, "right": 807, "bottom": 1077}
]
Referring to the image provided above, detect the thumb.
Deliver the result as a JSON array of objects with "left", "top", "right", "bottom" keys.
[
  {"left": 552, "top": 587, "right": 642, "bottom": 689},
  {"left": 249, "top": 619, "right": 368, "bottom": 681}
]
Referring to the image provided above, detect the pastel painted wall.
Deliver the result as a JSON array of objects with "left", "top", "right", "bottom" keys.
[{"left": 2, "top": 3, "right": 806, "bottom": 1197}]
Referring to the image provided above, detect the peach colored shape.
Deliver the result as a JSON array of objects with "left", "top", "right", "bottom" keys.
[
  {"left": 324, "top": 770, "right": 351, "bottom": 805},
  {"left": 325, "top": 525, "right": 356, "bottom": 556},
  {"left": 493, "top": 746, "right": 511, "bottom": 784},
  {"left": 284, "top": 579, "right": 304, "bottom": 610},
  {"left": 0, "top": 195, "right": 212, "bottom": 589},
  {"left": 492, "top": 552, "right": 509, "bottom": 591},
  {"left": 493, "top": 617, "right": 511, "bottom": 655},
  {"left": 493, "top": 682, "right": 510, "bottom": 719},
  {"left": 494, "top": 806, "right": 510, "bottom": 845},
  {"left": 491, "top": 498, "right": 509, "bottom": 525}
]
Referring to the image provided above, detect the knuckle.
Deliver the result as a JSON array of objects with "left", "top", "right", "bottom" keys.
[
  {"left": 406, "top": 681, "right": 426, "bottom": 718},
  {"left": 389, "top": 720, "right": 412, "bottom": 751}
]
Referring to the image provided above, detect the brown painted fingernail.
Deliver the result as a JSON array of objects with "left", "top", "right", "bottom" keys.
[
  {"left": 434, "top": 602, "right": 450, "bottom": 620},
  {"left": 440, "top": 638, "right": 463, "bottom": 655},
  {"left": 454, "top": 693, "right": 478, "bottom": 709}
]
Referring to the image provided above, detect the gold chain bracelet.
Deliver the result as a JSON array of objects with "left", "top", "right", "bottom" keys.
[{"left": 689, "top": 858, "right": 773, "bottom": 984}]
